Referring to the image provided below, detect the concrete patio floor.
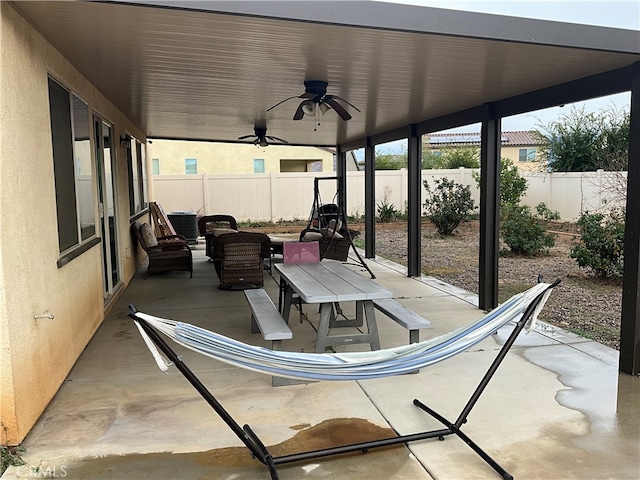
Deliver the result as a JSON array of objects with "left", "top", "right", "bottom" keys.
[{"left": 4, "top": 243, "right": 639, "bottom": 479}]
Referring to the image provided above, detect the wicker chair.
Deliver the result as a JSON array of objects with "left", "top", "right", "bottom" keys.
[
  {"left": 197, "top": 214, "right": 238, "bottom": 260},
  {"left": 212, "top": 232, "right": 271, "bottom": 289},
  {"left": 132, "top": 221, "right": 193, "bottom": 278}
]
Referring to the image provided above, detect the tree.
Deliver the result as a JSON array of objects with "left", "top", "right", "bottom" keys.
[
  {"left": 534, "top": 105, "right": 629, "bottom": 172},
  {"left": 375, "top": 153, "right": 407, "bottom": 170},
  {"left": 421, "top": 146, "right": 480, "bottom": 169}
]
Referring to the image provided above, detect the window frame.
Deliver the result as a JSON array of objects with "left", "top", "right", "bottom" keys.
[
  {"left": 48, "top": 76, "right": 99, "bottom": 265},
  {"left": 185, "top": 158, "right": 198, "bottom": 174},
  {"left": 253, "top": 158, "right": 265, "bottom": 173},
  {"left": 127, "top": 136, "right": 148, "bottom": 216},
  {"left": 518, "top": 148, "right": 536, "bottom": 162}
]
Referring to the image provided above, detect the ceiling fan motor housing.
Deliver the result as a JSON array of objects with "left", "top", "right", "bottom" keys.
[{"left": 304, "top": 80, "right": 328, "bottom": 98}]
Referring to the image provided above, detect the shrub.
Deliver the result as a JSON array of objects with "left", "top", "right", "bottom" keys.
[
  {"left": 535, "top": 202, "right": 561, "bottom": 221},
  {"left": 570, "top": 209, "right": 625, "bottom": 278},
  {"left": 500, "top": 204, "right": 556, "bottom": 256},
  {"left": 423, "top": 177, "right": 475, "bottom": 235},
  {"left": 377, "top": 186, "right": 399, "bottom": 223},
  {"left": 377, "top": 198, "right": 398, "bottom": 223},
  {"left": 472, "top": 158, "right": 528, "bottom": 208}
]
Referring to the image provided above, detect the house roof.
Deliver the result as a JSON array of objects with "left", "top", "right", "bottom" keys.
[
  {"left": 425, "top": 130, "right": 540, "bottom": 147},
  {"left": 10, "top": 1, "right": 640, "bottom": 148}
]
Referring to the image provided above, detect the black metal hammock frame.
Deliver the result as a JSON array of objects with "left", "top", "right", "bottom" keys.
[{"left": 129, "top": 279, "right": 560, "bottom": 480}]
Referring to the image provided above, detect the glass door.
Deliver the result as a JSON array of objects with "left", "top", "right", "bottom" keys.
[{"left": 93, "top": 115, "right": 121, "bottom": 300}]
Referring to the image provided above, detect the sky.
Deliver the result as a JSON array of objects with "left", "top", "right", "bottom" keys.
[{"left": 372, "top": 0, "right": 638, "bottom": 151}]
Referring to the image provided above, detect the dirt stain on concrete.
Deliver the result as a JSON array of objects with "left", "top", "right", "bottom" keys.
[{"left": 59, "top": 418, "right": 405, "bottom": 479}]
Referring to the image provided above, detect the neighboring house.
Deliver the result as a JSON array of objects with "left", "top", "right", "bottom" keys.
[
  {"left": 424, "top": 131, "right": 544, "bottom": 170},
  {"left": 147, "top": 139, "right": 335, "bottom": 175}
]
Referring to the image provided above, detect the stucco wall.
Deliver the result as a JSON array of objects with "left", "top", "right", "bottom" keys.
[
  {"left": 1, "top": 4, "right": 145, "bottom": 444},
  {"left": 147, "top": 140, "right": 334, "bottom": 174}
]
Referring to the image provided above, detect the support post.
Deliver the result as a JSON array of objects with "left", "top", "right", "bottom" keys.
[
  {"left": 478, "top": 107, "right": 501, "bottom": 310},
  {"left": 336, "top": 147, "right": 347, "bottom": 217},
  {"left": 620, "top": 61, "right": 640, "bottom": 376},
  {"left": 407, "top": 125, "right": 422, "bottom": 277},
  {"left": 364, "top": 139, "right": 376, "bottom": 258}
]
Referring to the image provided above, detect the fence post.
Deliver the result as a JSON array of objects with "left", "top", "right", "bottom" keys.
[
  {"left": 202, "top": 173, "right": 209, "bottom": 215},
  {"left": 270, "top": 172, "right": 276, "bottom": 223}
]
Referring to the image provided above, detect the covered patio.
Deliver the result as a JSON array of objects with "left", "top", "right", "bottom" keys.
[
  {"left": 2, "top": 0, "right": 639, "bottom": 469},
  {"left": 4, "top": 244, "right": 638, "bottom": 479}
]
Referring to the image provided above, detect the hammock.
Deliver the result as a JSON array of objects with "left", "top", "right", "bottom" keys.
[
  {"left": 128, "top": 280, "right": 558, "bottom": 480},
  {"left": 131, "top": 281, "right": 553, "bottom": 382}
]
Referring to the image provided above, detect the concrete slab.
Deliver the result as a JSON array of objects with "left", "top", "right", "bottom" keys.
[{"left": 3, "top": 246, "right": 638, "bottom": 480}]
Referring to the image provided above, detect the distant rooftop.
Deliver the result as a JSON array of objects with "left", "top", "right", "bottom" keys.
[{"left": 425, "top": 130, "right": 539, "bottom": 147}]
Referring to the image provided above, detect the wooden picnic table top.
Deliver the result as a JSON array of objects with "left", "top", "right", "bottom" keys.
[{"left": 274, "top": 260, "right": 392, "bottom": 304}]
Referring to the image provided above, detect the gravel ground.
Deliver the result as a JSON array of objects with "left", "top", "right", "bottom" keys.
[{"left": 371, "top": 221, "right": 623, "bottom": 350}]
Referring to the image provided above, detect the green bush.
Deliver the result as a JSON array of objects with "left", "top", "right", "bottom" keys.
[
  {"left": 570, "top": 209, "right": 625, "bottom": 278},
  {"left": 472, "top": 158, "right": 528, "bottom": 207},
  {"left": 377, "top": 198, "right": 399, "bottom": 223},
  {"left": 423, "top": 177, "right": 475, "bottom": 235},
  {"left": 500, "top": 204, "right": 556, "bottom": 255}
]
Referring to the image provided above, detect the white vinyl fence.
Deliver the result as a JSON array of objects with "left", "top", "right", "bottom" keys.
[{"left": 152, "top": 169, "right": 627, "bottom": 222}]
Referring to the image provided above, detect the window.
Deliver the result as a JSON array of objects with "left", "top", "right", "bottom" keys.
[
  {"left": 253, "top": 158, "right": 265, "bottom": 173},
  {"left": 48, "top": 77, "right": 96, "bottom": 254},
  {"left": 152, "top": 158, "right": 160, "bottom": 175},
  {"left": 519, "top": 148, "right": 536, "bottom": 162},
  {"left": 185, "top": 158, "right": 197, "bottom": 174},
  {"left": 127, "top": 137, "right": 148, "bottom": 216}
]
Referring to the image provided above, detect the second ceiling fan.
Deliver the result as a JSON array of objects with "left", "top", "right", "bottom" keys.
[
  {"left": 267, "top": 80, "right": 360, "bottom": 122},
  {"left": 237, "top": 127, "right": 287, "bottom": 147}
]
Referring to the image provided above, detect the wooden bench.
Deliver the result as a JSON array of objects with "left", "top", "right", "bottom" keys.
[
  {"left": 244, "top": 289, "right": 292, "bottom": 350},
  {"left": 373, "top": 298, "right": 432, "bottom": 344},
  {"left": 244, "top": 289, "right": 297, "bottom": 387}
]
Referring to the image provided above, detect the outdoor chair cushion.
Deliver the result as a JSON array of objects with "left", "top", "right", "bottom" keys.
[{"left": 139, "top": 223, "right": 158, "bottom": 248}]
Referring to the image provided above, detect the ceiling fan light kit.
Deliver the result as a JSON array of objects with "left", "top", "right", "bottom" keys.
[
  {"left": 267, "top": 80, "right": 360, "bottom": 128},
  {"left": 241, "top": 80, "right": 360, "bottom": 143}
]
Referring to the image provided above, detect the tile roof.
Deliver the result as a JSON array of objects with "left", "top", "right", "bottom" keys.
[{"left": 424, "top": 130, "right": 540, "bottom": 147}]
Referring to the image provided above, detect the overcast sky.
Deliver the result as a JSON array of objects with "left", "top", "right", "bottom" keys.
[{"left": 372, "top": 0, "right": 637, "bottom": 150}]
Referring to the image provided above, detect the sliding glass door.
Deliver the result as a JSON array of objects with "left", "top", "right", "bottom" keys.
[{"left": 93, "top": 115, "right": 121, "bottom": 300}]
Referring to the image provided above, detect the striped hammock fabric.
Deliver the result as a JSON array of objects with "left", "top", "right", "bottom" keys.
[{"left": 132, "top": 282, "right": 553, "bottom": 381}]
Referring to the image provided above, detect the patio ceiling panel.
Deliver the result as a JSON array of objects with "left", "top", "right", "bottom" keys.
[{"left": 11, "top": 1, "right": 640, "bottom": 147}]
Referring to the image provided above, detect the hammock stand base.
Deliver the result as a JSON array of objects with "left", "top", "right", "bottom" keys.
[{"left": 130, "top": 282, "right": 557, "bottom": 480}]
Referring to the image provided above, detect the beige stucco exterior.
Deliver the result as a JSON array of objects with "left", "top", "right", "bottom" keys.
[
  {"left": 501, "top": 145, "right": 542, "bottom": 171},
  {"left": 147, "top": 140, "right": 334, "bottom": 175},
  {"left": 0, "top": 3, "right": 146, "bottom": 444}
]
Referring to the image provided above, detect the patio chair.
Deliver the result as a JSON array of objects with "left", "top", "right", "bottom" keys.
[
  {"left": 212, "top": 231, "right": 271, "bottom": 289},
  {"left": 132, "top": 221, "right": 193, "bottom": 278},
  {"left": 197, "top": 214, "right": 238, "bottom": 260}
]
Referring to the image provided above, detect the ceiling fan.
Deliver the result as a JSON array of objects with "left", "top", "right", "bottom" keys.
[
  {"left": 237, "top": 127, "right": 287, "bottom": 147},
  {"left": 267, "top": 80, "right": 360, "bottom": 122}
]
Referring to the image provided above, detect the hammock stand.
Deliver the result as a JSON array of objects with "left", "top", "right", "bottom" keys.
[{"left": 128, "top": 280, "right": 558, "bottom": 480}]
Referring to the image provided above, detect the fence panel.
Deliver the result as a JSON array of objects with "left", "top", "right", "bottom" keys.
[
  {"left": 153, "top": 175, "right": 205, "bottom": 213},
  {"left": 152, "top": 169, "right": 625, "bottom": 222}
]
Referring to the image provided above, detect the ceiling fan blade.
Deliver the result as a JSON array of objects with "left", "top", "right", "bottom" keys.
[
  {"left": 325, "top": 94, "right": 361, "bottom": 112},
  {"left": 237, "top": 134, "right": 255, "bottom": 140},
  {"left": 266, "top": 135, "right": 288, "bottom": 144},
  {"left": 266, "top": 95, "right": 298, "bottom": 112},
  {"left": 300, "top": 92, "right": 316, "bottom": 99},
  {"left": 324, "top": 97, "right": 352, "bottom": 121},
  {"left": 293, "top": 102, "right": 305, "bottom": 120}
]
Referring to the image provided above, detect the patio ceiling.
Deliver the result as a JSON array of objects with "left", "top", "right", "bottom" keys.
[{"left": 11, "top": 0, "right": 640, "bottom": 147}]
